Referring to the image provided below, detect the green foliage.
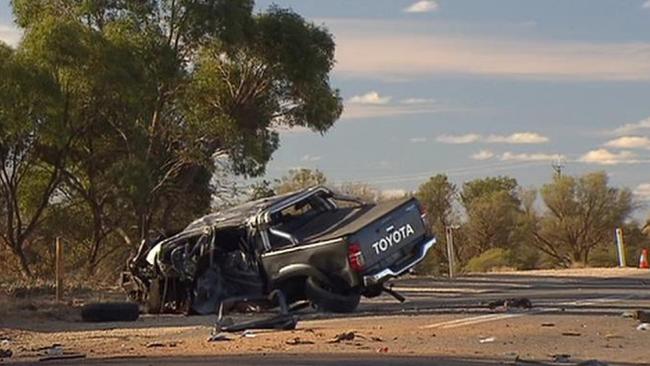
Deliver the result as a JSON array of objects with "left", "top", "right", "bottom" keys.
[
  {"left": 1, "top": 0, "right": 342, "bottom": 278},
  {"left": 461, "top": 176, "right": 519, "bottom": 208},
  {"left": 464, "top": 248, "right": 511, "bottom": 273},
  {"left": 274, "top": 168, "right": 327, "bottom": 194},
  {"left": 461, "top": 177, "right": 521, "bottom": 258},
  {"left": 534, "top": 172, "right": 634, "bottom": 266}
]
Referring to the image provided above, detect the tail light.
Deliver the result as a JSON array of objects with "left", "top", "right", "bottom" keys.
[{"left": 347, "top": 242, "right": 365, "bottom": 272}]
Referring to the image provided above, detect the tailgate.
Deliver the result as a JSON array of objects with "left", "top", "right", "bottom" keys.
[{"left": 347, "top": 198, "right": 426, "bottom": 272}]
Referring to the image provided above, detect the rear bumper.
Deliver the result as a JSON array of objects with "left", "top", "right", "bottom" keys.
[{"left": 362, "top": 237, "right": 436, "bottom": 286}]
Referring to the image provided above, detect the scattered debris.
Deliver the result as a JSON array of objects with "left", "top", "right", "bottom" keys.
[
  {"left": 635, "top": 311, "right": 650, "bottom": 323},
  {"left": 561, "top": 332, "right": 581, "bottom": 337},
  {"left": 44, "top": 345, "right": 64, "bottom": 356},
  {"left": 551, "top": 354, "right": 572, "bottom": 363},
  {"left": 621, "top": 310, "right": 637, "bottom": 318},
  {"left": 370, "top": 336, "right": 384, "bottom": 342},
  {"left": 636, "top": 323, "right": 650, "bottom": 331},
  {"left": 479, "top": 337, "right": 496, "bottom": 344},
  {"left": 376, "top": 346, "right": 389, "bottom": 353},
  {"left": 0, "top": 349, "right": 12, "bottom": 358},
  {"left": 487, "top": 298, "right": 532, "bottom": 310},
  {"left": 285, "top": 337, "right": 314, "bottom": 345},
  {"left": 541, "top": 323, "right": 555, "bottom": 327},
  {"left": 145, "top": 342, "right": 176, "bottom": 348},
  {"left": 241, "top": 330, "right": 257, "bottom": 338},
  {"left": 215, "top": 290, "right": 298, "bottom": 333},
  {"left": 328, "top": 331, "right": 356, "bottom": 343},
  {"left": 604, "top": 334, "right": 623, "bottom": 340},
  {"left": 207, "top": 333, "right": 232, "bottom": 342}
]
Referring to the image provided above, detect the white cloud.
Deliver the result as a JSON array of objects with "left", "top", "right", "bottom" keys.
[
  {"left": 342, "top": 94, "right": 455, "bottom": 120},
  {"left": 578, "top": 149, "right": 638, "bottom": 165},
  {"left": 300, "top": 154, "right": 322, "bottom": 162},
  {"left": 0, "top": 24, "right": 22, "bottom": 48},
  {"left": 400, "top": 98, "right": 436, "bottom": 105},
  {"left": 484, "top": 132, "right": 549, "bottom": 144},
  {"left": 331, "top": 21, "right": 650, "bottom": 81},
  {"left": 612, "top": 117, "right": 650, "bottom": 135},
  {"left": 500, "top": 152, "right": 564, "bottom": 162},
  {"left": 604, "top": 136, "right": 650, "bottom": 149},
  {"left": 437, "top": 132, "right": 548, "bottom": 145},
  {"left": 471, "top": 150, "right": 495, "bottom": 160},
  {"left": 437, "top": 134, "right": 481, "bottom": 144},
  {"left": 634, "top": 183, "right": 650, "bottom": 201},
  {"left": 409, "top": 137, "right": 427, "bottom": 143},
  {"left": 643, "top": 1, "right": 650, "bottom": 9},
  {"left": 347, "top": 91, "right": 391, "bottom": 105},
  {"left": 404, "top": 1, "right": 439, "bottom": 13}
]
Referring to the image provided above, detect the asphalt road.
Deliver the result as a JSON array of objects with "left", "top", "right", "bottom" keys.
[
  {"left": 354, "top": 272, "right": 650, "bottom": 317},
  {"left": 10, "top": 271, "right": 650, "bottom": 365}
]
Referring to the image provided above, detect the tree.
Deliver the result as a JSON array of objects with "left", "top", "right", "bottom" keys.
[
  {"left": 533, "top": 172, "right": 634, "bottom": 266},
  {"left": 0, "top": 44, "right": 71, "bottom": 277},
  {"left": 274, "top": 168, "right": 327, "bottom": 194},
  {"left": 5, "top": 0, "right": 342, "bottom": 276},
  {"left": 460, "top": 177, "right": 521, "bottom": 259},
  {"left": 416, "top": 174, "right": 456, "bottom": 230},
  {"left": 415, "top": 174, "right": 457, "bottom": 274}
]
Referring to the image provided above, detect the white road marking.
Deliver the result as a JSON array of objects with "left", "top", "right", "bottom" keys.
[{"left": 419, "top": 295, "right": 634, "bottom": 330}]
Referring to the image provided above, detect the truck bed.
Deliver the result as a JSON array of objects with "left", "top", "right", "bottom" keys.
[{"left": 293, "top": 197, "right": 414, "bottom": 244}]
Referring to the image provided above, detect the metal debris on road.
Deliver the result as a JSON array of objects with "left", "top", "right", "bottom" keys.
[
  {"left": 328, "top": 331, "right": 356, "bottom": 343},
  {"left": 561, "top": 332, "right": 582, "bottom": 337},
  {"left": 207, "top": 333, "right": 232, "bottom": 342},
  {"left": 478, "top": 336, "right": 496, "bottom": 344},
  {"left": 636, "top": 323, "right": 650, "bottom": 331},
  {"left": 241, "top": 330, "right": 257, "bottom": 338},
  {"left": 376, "top": 346, "right": 389, "bottom": 353},
  {"left": 551, "top": 354, "right": 572, "bottom": 363},
  {"left": 0, "top": 349, "right": 12, "bottom": 358},
  {"left": 285, "top": 337, "right": 314, "bottom": 345},
  {"left": 487, "top": 298, "right": 532, "bottom": 310}
]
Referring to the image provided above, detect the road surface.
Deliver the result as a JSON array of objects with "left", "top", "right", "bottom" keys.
[{"left": 4, "top": 269, "right": 650, "bottom": 365}]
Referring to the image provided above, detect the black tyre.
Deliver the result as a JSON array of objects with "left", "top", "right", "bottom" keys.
[
  {"left": 144, "top": 278, "right": 163, "bottom": 314},
  {"left": 81, "top": 302, "right": 140, "bottom": 322},
  {"left": 305, "top": 276, "right": 361, "bottom": 313}
]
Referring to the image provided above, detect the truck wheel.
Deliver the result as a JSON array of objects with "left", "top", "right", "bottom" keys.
[
  {"left": 81, "top": 302, "right": 140, "bottom": 322},
  {"left": 305, "top": 277, "right": 360, "bottom": 313},
  {"left": 144, "top": 278, "right": 163, "bottom": 314}
]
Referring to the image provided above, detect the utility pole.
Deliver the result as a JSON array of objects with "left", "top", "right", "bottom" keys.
[
  {"left": 445, "top": 226, "right": 459, "bottom": 278},
  {"left": 55, "top": 237, "right": 63, "bottom": 302}
]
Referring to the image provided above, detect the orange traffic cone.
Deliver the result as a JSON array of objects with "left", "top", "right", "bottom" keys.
[{"left": 640, "top": 248, "right": 649, "bottom": 269}]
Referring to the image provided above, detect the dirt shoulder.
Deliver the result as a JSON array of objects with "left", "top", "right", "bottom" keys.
[
  {"left": 486, "top": 267, "right": 649, "bottom": 278},
  {"left": 2, "top": 311, "right": 649, "bottom": 365}
]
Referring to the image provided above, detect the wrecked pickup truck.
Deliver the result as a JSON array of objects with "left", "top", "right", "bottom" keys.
[{"left": 121, "top": 186, "right": 436, "bottom": 314}]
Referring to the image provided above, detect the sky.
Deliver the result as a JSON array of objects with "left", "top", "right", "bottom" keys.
[{"left": 2, "top": 1, "right": 650, "bottom": 212}]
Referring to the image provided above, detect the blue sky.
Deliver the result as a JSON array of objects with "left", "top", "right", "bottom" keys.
[{"left": 2, "top": 1, "right": 650, "bottom": 211}]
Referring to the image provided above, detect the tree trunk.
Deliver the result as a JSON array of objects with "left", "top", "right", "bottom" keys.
[{"left": 13, "top": 244, "right": 33, "bottom": 278}]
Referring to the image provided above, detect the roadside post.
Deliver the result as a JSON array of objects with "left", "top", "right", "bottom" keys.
[
  {"left": 55, "top": 237, "right": 63, "bottom": 302},
  {"left": 615, "top": 228, "right": 627, "bottom": 268},
  {"left": 445, "top": 226, "right": 457, "bottom": 278}
]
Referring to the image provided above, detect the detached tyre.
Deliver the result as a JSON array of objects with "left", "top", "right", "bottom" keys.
[
  {"left": 81, "top": 302, "right": 140, "bottom": 322},
  {"left": 305, "top": 276, "right": 360, "bottom": 313}
]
